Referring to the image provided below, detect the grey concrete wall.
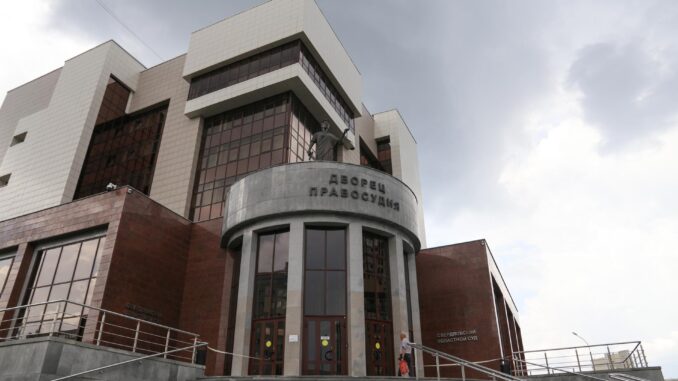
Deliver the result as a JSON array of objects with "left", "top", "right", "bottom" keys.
[
  {"left": 222, "top": 162, "right": 421, "bottom": 251},
  {"left": 0, "top": 337, "right": 204, "bottom": 381},
  {"left": 527, "top": 367, "right": 665, "bottom": 381}
]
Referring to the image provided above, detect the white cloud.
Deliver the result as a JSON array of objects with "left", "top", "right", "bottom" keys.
[
  {"left": 0, "top": 0, "right": 94, "bottom": 106},
  {"left": 432, "top": 84, "right": 678, "bottom": 375}
]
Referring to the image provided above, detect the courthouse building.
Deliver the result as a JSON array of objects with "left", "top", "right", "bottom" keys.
[{"left": 0, "top": 0, "right": 522, "bottom": 378}]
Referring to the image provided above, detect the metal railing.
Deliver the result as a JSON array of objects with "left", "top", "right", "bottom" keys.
[
  {"left": 0, "top": 300, "right": 202, "bottom": 364},
  {"left": 512, "top": 341, "right": 648, "bottom": 376},
  {"left": 410, "top": 342, "right": 523, "bottom": 381}
]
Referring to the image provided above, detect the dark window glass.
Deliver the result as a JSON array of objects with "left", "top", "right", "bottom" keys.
[
  {"left": 250, "top": 230, "right": 289, "bottom": 375},
  {"left": 304, "top": 228, "right": 346, "bottom": 316},
  {"left": 96, "top": 77, "right": 131, "bottom": 125},
  {"left": 187, "top": 40, "right": 354, "bottom": 133},
  {"left": 0, "top": 254, "right": 15, "bottom": 298},
  {"left": 325, "top": 272, "right": 346, "bottom": 316},
  {"left": 305, "top": 229, "right": 325, "bottom": 270},
  {"left": 363, "top": 232, "right": 391, "bottom": 321},
  {"left": 304, "top": 270, "right": 324, "bottom": 315},
  {"left": 20, "top": 236, "right": 105, "bottom": 338},
  {"left": 75, "top": 102, "right": 167, "bottom": 199},
  {"left": 252, "top": 230, "right": 289, "bottom": 319},
  {"left": 190, "top": 92, "right": 319, "bottom": 221},
  {"left": 52, "top": 244, "right": 79, "bottom": 284},
  {"left": 326, "top": 230, "right": 346, "bottom": 270}
]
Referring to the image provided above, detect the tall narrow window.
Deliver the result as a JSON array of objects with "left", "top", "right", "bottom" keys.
[
  {"left": 19, "top": 235, "right": 105, "bottom": 339},
  {"left": 0, "top": 252, "right": 15, "bottom": 299},
  {"left": 249, "top": 230, "right": 289, "bottom": 375},
  {"left": 363, "top": 232, "right": 394, "bottom": 376},
  {"left": 302, "top": 227, "right": 347, "bottom": 375}
]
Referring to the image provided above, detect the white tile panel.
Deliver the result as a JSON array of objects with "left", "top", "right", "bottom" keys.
[
  {"left": 0, "top": 68, "right": 62, "bottom": 167},
  {"left": 374, "top": 110, "right": 427, "bottom": 247},
  {"left": 184, "top": 63, "right": 356, "bottom": 148},
  {"left": 128, "top": 55, "right": 201, "bottom": 218},
  {"left": 0, "top": 41, "right": 144, "bottom": 221},
  {"left": 183, "top": 0, "right": 362, "bottom": 115}
]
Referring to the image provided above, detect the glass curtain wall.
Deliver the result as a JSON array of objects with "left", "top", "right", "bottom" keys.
[
  {"left": 363, "top": 232, "right": 394, "bottom": 376},
  {"left": 249, "top": 231, "right": 289, "bottom": 375},
  {"left": 19, "top": 236, "right": 105, "bottom": 338},
  {"left": 191, "top": 92, "right": 319, "bottom": 222},
  {"left": 302, "top": 228, "right": 347, "bottom": 375}
]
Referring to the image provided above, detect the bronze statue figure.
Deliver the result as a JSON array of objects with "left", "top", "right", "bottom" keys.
[{"left": 307, "top": 120, "right": 350, "bottom": 161}]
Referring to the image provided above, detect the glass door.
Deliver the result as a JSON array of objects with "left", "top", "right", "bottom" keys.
[{"left": 302, "top": 228, "right": 348, "bottom": 376}]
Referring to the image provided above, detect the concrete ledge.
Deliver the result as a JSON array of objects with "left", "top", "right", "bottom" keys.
[{"left": 0, "top": 336, "right": 204, "bottom": 381}]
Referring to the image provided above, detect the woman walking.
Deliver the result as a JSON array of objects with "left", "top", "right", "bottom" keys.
[{"left": 399, "top": 331, "right": 412, "bottom": 377}]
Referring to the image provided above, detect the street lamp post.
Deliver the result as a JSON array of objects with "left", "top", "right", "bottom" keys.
[{"left": 573, "top": 332, "right": 594, "bottom": 372}]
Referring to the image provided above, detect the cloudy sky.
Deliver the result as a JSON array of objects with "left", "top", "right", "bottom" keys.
[{"left": 1, "top": 0, "right": 677, "bottom": 377}]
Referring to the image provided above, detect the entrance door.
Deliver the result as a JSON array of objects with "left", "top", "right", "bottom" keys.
[
  {"left": 365, "top": 320, "right": 394, "bottom": 375},
  {"left": 303, "top": 317, "right": 347, "bottom": 375},
  {"left": 249, "top": 319, "right": 285, "bottom": 375}
]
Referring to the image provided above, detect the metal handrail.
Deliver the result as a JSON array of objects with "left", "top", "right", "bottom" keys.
[
  {"left": 513, "top": 358, "right": 609, "bottom": 381},
  {"left": 514, "top": 341, "right": 642, "bottom": 355},
  {"left": 0, "top": 299, "right": 197, "bottom": 336},
  {"left": 51, "top": 341, "right": 208, "bottom": 381},
  {"left": 512, "top": 341, "right": 648, "bottom": 375},
  {"left": 0, "top": 299, "right": 202, "bottom": 364},
  {"left": 409, "top": 342, "right": 523, "bottom": 381}
]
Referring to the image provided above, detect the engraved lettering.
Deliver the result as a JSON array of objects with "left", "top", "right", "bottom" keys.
[
  {"left": 378, "top": 183, "right": 386, "bottom": 194},
  {"left": 370, "top": 181, "right": 376, "bottom": 190},
  {"left": 378, "top": 196, "right": 385, "bottom": 206},
  {"left": 341, "top": 189, "right": 348, "bottom": 198},
  {"left": 361, "top": 192, "right": 369, "bottom": 201},
  {"left": 309, "top": 187, "right": 318, "bottom": 197},
  {"left": 386, "top": 199, "right": 393, "bottom": 208},
  {"left": 394, "top": 202, "right": 400, "bottom": 211},
  {"left": 351, "top": 177, "right": 359, "bottom": 186},
  {"left": 341, "top": 175, "right": 348, "bottom": 184},
  {"left": 329, "top": 188, "right": 338, "bottom": 197},
  {"left": 370, "top": 194, "right": 377, "bottom": 203},
  {"left": 321, "top": 187, "right": 328, "bottom": 196},
  {"left": 329, "top": 174, "right": 338, "bottom": 185},
  {"left": 351, "top": 190, "right": 359, "bottom": 199},
  {"left": 361, "top": 179, "right": 368, "bottom": 187}
]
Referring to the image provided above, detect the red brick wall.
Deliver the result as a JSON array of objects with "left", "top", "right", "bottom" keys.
[
  {"left": 97, "top": 190, "right": 192, "bottom": 354},
  {"left": 178, "top": 218, "right": 239, "bottom": 376},
  {"left": 0, "top": 189, "right": 127, "bottom": 337},
  {"left": 416, "top": 240, "right": 503, "bottom": 378}
]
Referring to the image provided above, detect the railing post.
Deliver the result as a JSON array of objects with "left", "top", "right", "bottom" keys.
[
  {"left": 96, "top": 312, "right": 106, "bottom": 346},
  {"left": 575, "top": 348, "right": 582, "bottom": 372},
  {"left": 589, "top": 349, "right": 595, "bottom": 371},
  {"left": 132, "top": 321, "right": 140, "bottom": 353},
  {"left": 49, "top": 302, "right": 62, "bottom": 337},
  {"left": 164, "top": 329, "right": 171, "bottom": 359},
  {"left": 607, "top": 345, "right": 614, "bottom": 370},
  {"left": 461, "top": 363, "right": 466, "bottom": 381},
  {"left": 640, "top": 344, "right": 647, "bottom": 367},
  {"left": 435, "top": 353, "right": 440, "bottom": 381},
  {"left": 544, "top": 352, "right": 550, "bottom": 375},
  {"left": 192, "top": 337, "right": 198, "bottom": 364}
]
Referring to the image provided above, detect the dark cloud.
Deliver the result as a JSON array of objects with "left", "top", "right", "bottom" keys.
[
  {"left": 568, "top": 41, "right": 678, "bottom": 149},
  {"left": 49, "top": 0, "right": 265, "bottom": 65}
]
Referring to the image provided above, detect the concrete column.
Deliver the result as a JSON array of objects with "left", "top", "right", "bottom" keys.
[
  {"left": 389, "top": 235, "right": 409, "bottom": 372},
  {"left": 407, "top": 250, "right": 425, "bottom": 375},
  {"left": 230, "top": 229, "right": 257, "bottom": 376},
  {"left": 347, "top": 222, "right": 367, "bottom": 376},
  {"left": 283, "top": 220, "right": 304, "bottom": 375}
]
